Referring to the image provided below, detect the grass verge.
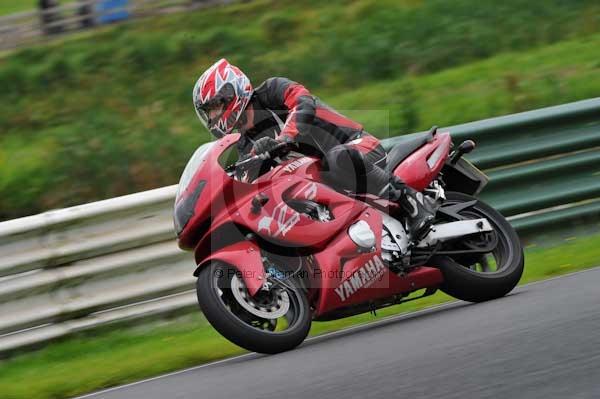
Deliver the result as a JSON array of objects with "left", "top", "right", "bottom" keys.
[
  {"left": 0, "top": 1, "right": 78, "bottom": 15},
  {"left": 0, "top": 1, "right": 40, "bottom": 15},
  {"left": 0, "top": 232, "right": 599, "bottom": 399}
]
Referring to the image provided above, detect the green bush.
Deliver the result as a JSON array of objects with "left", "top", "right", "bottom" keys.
[
  {"left": 260, "top": 12, "right": 299, "bottom": 45},
  {"left": 0, "top": 61, "right": 29, "bottom": 95}
]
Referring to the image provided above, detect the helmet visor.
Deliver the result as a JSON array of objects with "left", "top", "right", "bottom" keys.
[
  {"left": 195, "top": 99, "right": 227, "bottom": 135},
  {"left": 194, "top": 83, "right": 237, "bottom": 138}
]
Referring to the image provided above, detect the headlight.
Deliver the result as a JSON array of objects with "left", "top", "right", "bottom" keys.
[{"left": 348, "top": 220, "right": 375, "bottom": 251}]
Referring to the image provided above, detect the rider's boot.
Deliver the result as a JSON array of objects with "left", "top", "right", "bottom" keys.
[
  {"left": 384, "top": 180, "right": 436, "bottom": 242},
  {"left": 367, "top": 167, "right": 436, "bottom": 242}
]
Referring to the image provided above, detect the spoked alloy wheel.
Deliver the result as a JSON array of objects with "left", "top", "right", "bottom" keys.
[
  {"left": 431, "top": 191, "right": 525, "bottom": 302},
  {"left": 196, "top": 261, "right": 311, "bottom": 354}
]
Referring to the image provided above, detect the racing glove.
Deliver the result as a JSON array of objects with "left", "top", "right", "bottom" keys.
[
  {"left": 252, "top": 136, "right": 297, "bottom": 156},
  {"left": 252, "top": 137, "right": 280, "bottom": 155}
]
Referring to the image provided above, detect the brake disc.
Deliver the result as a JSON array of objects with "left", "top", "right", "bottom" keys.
[{"left": 231, "top": 274, "right": 290, "bottom": 319}]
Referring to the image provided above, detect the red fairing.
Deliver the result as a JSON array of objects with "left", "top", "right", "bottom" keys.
[
  {"left": 313, "top": 208, "right": 443, "bottom": 314},
  {"left": 176, "top": 134, "right": 254, "bottom": 250},
  {"left": 176, "top": 132, "right": 449, "bottom": 319},
  {"left": 244, "top": 178, "right": 367, "bottom": 248},
  {"left": 393, "top": 132, "right": 451, "bottom": 191}
]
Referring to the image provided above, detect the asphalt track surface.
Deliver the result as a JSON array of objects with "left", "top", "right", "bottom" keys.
[{"left": 78, "top": 267, "right": 600, "bottom": 399}]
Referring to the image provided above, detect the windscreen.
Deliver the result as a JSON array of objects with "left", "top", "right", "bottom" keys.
[{"left": 175, "top": 142, "right": 215, "bottom": 201}]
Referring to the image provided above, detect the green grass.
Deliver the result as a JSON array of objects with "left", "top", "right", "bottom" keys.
[
  {"left": 1, "top": 233, "right": 599, "bottom": 399},
  {"left": 328, "top": 34, "right": 600, "bottom": 138},
  {"left": 0, "top": 0, "right": 75, "bottom": 15},
  {"left": 2, "top": 34, "right": 600, "bottom": 220},
  {"left": 0, "top": 1, "right": 37, "bottom": 15},
  {"left": 1, "top": 0, "right": 600, "bottom": 220}
]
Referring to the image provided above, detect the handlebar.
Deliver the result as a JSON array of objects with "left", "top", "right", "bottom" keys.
[{"left": 226, "top": 142, "right": 292, "bottom": 172}]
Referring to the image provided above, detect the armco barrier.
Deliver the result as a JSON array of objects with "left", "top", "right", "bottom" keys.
[{"left": 0, "top": 98, "right": 599, "bottom": 356}]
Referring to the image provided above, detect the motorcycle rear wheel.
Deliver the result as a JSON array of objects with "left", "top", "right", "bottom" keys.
[
  {"left": 432, "top": 191, "right": 524, "bottom": 303},
  {"left": 196, "top": 261, "right": 311, "bottom": 354}
]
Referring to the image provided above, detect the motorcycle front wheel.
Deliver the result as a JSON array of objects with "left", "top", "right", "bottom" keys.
[
  {"left": 432, "top": 191, "right": 525, "bottom": 303},
  {"left": 196, "top": 261, "right": 312, "bottom": 354}
]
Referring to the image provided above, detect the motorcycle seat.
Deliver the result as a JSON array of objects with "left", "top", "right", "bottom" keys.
[{"left": 385, "top": 130, "right": 435, "bottom": 172}]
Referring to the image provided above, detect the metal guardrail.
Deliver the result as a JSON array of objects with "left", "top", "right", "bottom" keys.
[
  {"left": 0, "top": 98, "right": 599, "bottom": 357},
  {"left": 0, "top": 185, "right": 192, "bottom": 356},
  {"left": 0, "top": 0, "right": 236, "bottom": 51}
]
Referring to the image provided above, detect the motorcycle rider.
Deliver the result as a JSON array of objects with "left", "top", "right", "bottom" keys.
[{"left": 193, "top": 58, "right": 435, "bottom": 241}]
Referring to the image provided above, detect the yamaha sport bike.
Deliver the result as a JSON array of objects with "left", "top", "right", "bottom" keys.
[{"left": 174, "top": 126, "right": 524, "bottom": 354}]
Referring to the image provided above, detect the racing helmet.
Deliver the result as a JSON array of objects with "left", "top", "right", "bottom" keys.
[{"left": 192, "top": 58, "right": 253, "bottom": 138}]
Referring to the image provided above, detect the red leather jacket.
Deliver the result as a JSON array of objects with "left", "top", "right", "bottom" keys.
[{"left": 238, "top": 77, "right": 368, "bottom": 157}]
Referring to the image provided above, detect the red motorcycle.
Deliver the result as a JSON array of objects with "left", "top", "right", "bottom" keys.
[{"left": 174, "top": 127, "right": 524, "bottom": 354}]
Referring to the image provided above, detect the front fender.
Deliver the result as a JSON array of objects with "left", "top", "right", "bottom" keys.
[{"left": 194, "top": 240, "right": 266, "bottom": 296}]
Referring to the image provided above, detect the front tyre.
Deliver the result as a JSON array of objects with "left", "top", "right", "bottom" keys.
[
  {"left": 196, "top": 261, "right": 312, "bottom": 354},
  {"left": 433, "top": 191, "right": 524, "bottom": 303}
]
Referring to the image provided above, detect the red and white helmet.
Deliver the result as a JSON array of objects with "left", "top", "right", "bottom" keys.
[{"left": 192, "top": 58, "right": 253, "bottom": 138}]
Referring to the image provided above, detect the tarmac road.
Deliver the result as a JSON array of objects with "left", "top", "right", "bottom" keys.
[{"left": 78, "top": 267, "right": 600, "bottom": 399}]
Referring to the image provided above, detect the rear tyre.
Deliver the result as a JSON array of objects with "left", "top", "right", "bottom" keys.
[
  {"left": 433, "top": 191, "right": 524, "bottom": 302},
  {"left": 196, "top": 261, "right": 311, "bottom": 354}
]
